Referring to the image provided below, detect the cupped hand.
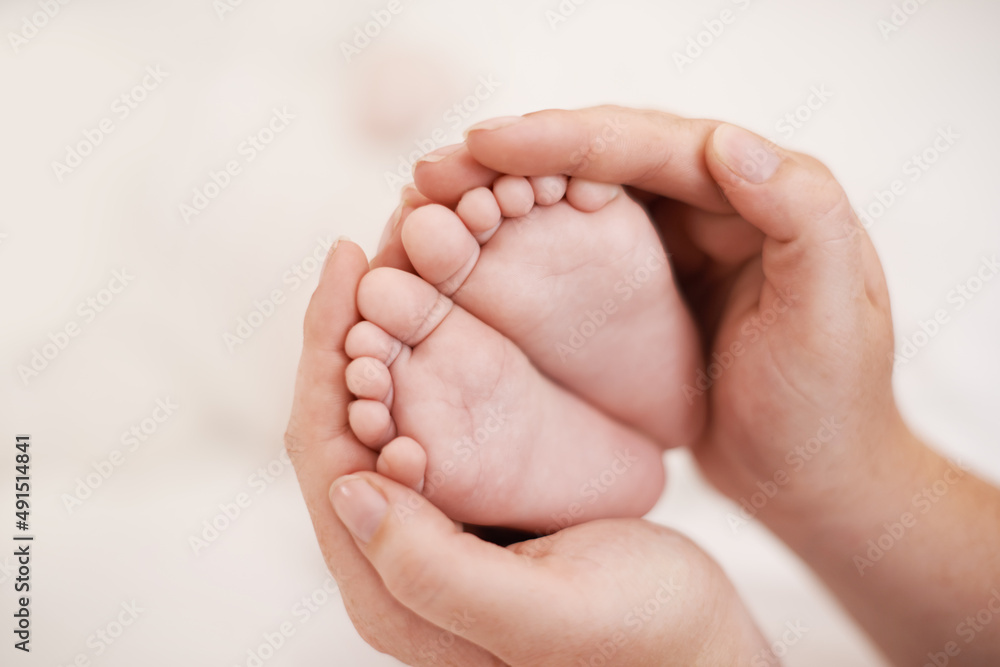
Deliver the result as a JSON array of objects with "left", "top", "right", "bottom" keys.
[
  {"left": 330, "top": 468, "right": 767, "bottom": 666},
  {"left": 286, "top": 239, "right": 766, "bottom": 666},
  {"left": 391, "top": 108, "right": 905, "bottom": 526}
]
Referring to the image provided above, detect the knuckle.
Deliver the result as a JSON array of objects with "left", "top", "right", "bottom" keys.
[
  {"left": 812, "top": 181, "right": 856, "bottom": 234},
  {"left": 282, "top": 427, "right": 307, "bottom": 462}
]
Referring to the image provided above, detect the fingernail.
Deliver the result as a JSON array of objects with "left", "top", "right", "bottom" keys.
[
  {"left": 714, "top": 125, "right": 782, "bottom": 184},
  {"left": 377, "top": 204, "right": 403, "bottom": 253},
  {"left": 464, "top": 115, "right": 523, "bottom": 137},
  {"left": 331, "top": 476, "right": 388, "bottom": 544},
  {"left": 413, "top": 143, "right": 463, "bottom": 171},
  {"left": 322, "top": 235, "right": 349, "bottom": 274}
]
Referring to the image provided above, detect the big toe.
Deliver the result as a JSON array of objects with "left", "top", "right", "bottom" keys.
[
  {"left": 357, "top": 267, "right": 454, "bottom": 347},
  {"left": 376, "top": 436, "right": 427, "bottom": 492},
  {"left": 401, "top": 204, "right": 480, "bottom": 297}
]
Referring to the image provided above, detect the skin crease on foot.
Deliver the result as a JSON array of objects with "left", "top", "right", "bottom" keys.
[
  {"left": 286, "top": 233, "right": 772, "bottom": 667},
  {"left": 290, "top": 108, "right": 1000, "bottom": 666},
  {"left": 343, "top": 262, "right": 666, "bottom": 533}
]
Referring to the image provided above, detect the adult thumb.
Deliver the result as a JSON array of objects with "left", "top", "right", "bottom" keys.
[
  {"left": 705, "top": 124, "right": 876, "bottom": 320},
  {"left": 329, "top": 471, "right": 556, "bottom": 662}
]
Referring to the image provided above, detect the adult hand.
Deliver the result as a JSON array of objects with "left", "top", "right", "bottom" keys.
[
  {"left": 286, "top": 238, "right": 767, "bottom": 666},
  {"left": 392, "top": 108, "right": 1000, "bottom": 666},
  {"left": 393, "top": 107, "right": 900, "bottom": 525},
  {"left": 284, "top": 239, "right": 497, "bottom": 665},
  {"left": 329, "top": 468, "right": 767, "bottom": 666}
]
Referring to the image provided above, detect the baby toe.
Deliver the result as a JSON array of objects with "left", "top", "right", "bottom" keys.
[
  {"left": 348, "top": 399, "right": 396, "bottom": 450},
  {"left": 357, "top": 268, "right": 455, "bottom": 347},
  {"left": 529, "top": 175, "right": 568, "bottom": 206},
  {"left": 401, "top": 204, "right": 481, "bottom": 296},
  {"left": 376, "top": 436, "right": 427, "bottom": 492},
  {"left": 345, "top": 321, "right": 403, "bottom": 366},
  {"left": 566, "top": 178, "right": 622, "bottom": 212},
  {"left": 345, "top": 357, "right": 393, "bottom": 405},
  {"left": 456, "top": 187, "right": 503, "bottom": 243},
  {"left": 493, "top": 175, "right": 535, "bottom": 218}
]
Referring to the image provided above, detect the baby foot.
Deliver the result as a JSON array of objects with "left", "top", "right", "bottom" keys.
[
  {"left": 343, "top": 267, "right": 665, "bottom": 533},
  {"left": 398, "top": 175, "right": 705, "bottom": 448}
]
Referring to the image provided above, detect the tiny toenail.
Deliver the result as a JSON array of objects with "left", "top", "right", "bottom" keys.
[
  {"left": 414, "top": 143, "right": 462, "bottom": 169},
  {"left": 464, "top": 116, "right": 523, "bottom": 137}
]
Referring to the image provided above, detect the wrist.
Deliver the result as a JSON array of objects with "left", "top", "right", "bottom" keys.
[
  {"left": 752, "top": 415, "right": 1000, "bottom": 665},
  {"left": 754, "top": 409, "right": 928, "bottom": 550}
]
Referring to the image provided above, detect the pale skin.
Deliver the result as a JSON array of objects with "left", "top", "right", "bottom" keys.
[
  {"left": 287, "top": 107, "right": 1000, "bottom": 664},
  {"left": 343, "top": 176, "right": 708, "bottom": 531},
  {"left": 285, "top": 237, "right": 769, "bottom": 665}
]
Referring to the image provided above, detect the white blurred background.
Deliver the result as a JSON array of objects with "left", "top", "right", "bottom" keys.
[{"left": 1, "top": 0, "right": 998, "bottom": 665}]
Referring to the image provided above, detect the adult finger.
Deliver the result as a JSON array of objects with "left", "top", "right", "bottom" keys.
[
  {"left": 449, "top": 106, "right": 735, "bottom": 213},
  {"left": 331, "top": 471, "right": 573, "bottom": 665},
  {"left": 411, "top": 143, "right": 499, "bottom": 207},
  {"left": 704, "top": 124, "right": 885, "bottom": 323},
  {"left": 285, "top": 240, "right": 493, "bottom": 665}
]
